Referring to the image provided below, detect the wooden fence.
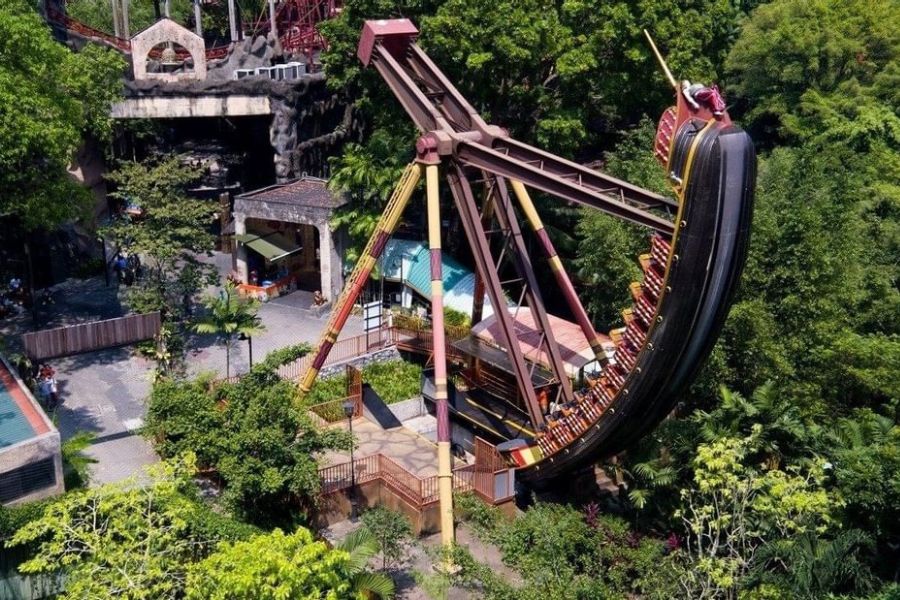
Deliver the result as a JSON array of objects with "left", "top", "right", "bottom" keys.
[{"left": 21, "top": 312, "right": 162, "bottom": 360}]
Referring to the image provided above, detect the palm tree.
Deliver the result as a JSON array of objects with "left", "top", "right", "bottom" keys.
[
  {"left": 337, "top": 528, "right": 396, "bottom": 599},
  {"left": 751, "top": 529, "right": 876, "bottom": 598},
  {"left": 194, "top": 282, "right": 265, "bottom": 379}
]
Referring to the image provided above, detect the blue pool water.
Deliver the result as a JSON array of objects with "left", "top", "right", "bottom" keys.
[{"left": 0, "top": 375, "right": 36, "bottom": 449}]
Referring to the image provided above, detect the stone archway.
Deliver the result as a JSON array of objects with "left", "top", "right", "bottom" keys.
[{"left": 130, "top": 18, "right": 207, "bottom": 82}]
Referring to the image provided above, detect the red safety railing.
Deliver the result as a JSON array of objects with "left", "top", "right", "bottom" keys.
[
  {"left": 277, "top": 327, "right": 394, "bottom": 381},
  {"left": 319, "top": 454, "right": 380, "bottom": 495},
  {"left": 319, "top": 443, "right": 513, "bottom": 508}
]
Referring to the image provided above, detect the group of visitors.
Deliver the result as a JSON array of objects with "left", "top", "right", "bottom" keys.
[
  {"left": 0, "top": 276, "right": 27, "bottom": 318},
  {"left": 36, "top": 363, "right": 60, "bottom": 410},
  {"left": 113, "top": 252, "right": 141, "bottom": 286}
]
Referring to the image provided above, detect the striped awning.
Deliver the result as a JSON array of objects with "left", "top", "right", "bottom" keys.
[{"left": 236, "top": 231, "right": 301, "bottom": 262}]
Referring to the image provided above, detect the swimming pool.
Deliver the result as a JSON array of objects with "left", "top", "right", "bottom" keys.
[{"left": 0, "top": 361, "right": 45, "bottom": 449}]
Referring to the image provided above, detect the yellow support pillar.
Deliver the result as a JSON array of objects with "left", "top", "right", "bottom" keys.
[
  {"left": 300, "top": 163, "right": 422, "bottom": 393},
  {"left": 425, "top": 162, "right": 455, "bottom": 553}
]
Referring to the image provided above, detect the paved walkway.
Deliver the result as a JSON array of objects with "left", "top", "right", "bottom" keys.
[
  {"left": 319, "top": 419, "right": 444, "bottom": 477},
  {"left": 0, "top": 254, "right": 365, "bottom": 486}
]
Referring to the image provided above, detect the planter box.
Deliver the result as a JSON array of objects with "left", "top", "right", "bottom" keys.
[{"left": 386, "top": 395, "right": 426, "bottom": 422}]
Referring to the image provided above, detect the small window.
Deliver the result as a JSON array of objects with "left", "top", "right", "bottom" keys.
[{"left": 0, "top": 457, "right": 56, "bottom": 504}]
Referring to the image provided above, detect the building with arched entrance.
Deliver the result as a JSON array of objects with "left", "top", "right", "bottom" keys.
[{"left": 231, "top": 176, "right": 347, "bottom": 302}]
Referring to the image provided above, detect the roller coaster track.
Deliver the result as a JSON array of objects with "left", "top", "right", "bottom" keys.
[{"left": 46, "top": 0, "right": 339, "bottom": 62}]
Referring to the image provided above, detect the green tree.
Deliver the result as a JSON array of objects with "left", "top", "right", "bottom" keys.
[
  {"left": 102, "top": 156, "right": 218, "bottom": 373},
  {"left": 145, "top": 344, "right": 352, "bottom": 526},
  {"left": 184, "top": 527, "right": 394, "bottom": 600},
  {"left": 145, "top": 372, "right": 225, "bottom": 466},
  {"left": 0, "top": 0, "right": 124, "bottom": 229},
  {"left": 10, "top": 456, "right": 204, "bottom": 600},
  {"left": 726, "top": 0, "right": 900, "bottom": 142},
  {"left": 826, "top": 408, "right": 900, "bottom": 572},
  {"left": 675, "top": 432, "right": 836, "bottom": 599},
  {"left": 194, "top": 282, "right": 265, "bottom": 379},
  {"left": 360, "top": 505, "right": 413, "bottom": 570}
]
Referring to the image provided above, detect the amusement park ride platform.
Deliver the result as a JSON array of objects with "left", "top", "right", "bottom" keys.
[{"left": 299, "top": 19, "right": 756, "bottom": 551}]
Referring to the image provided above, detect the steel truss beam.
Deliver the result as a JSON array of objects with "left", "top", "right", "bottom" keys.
[
  {"left": 367, "top": 38, "right": 677, "bottom": 234},
  {"left": 446, "top": 162, "right": 546, "bottom": 429},
  {"left": 484, "top": 174, "right": 575, "bottom": 406}
]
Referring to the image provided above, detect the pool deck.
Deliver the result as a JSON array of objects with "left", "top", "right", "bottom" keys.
[{"left": 0, "top": 359, "right": 48, "bottom": 448}]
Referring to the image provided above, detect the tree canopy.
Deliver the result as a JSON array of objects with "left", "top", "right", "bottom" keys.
[
  {"left": 0, "top": 0, "right": 124, "bottom": 229},
  {"left": 145, "top": 344, "right": 352, "bottom": 526},
  {"left": 185, "top": 528, "right": 360, "bottom": 600}
]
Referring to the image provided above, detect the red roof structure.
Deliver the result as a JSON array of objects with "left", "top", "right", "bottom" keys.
[
  {"left": 236, "top": 176, "right": 346, "bottom": 209},
  {"left": 472, "top": 308, "right": 613, "bottom": 378}
]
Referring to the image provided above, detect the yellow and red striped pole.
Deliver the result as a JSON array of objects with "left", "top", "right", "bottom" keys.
[
  {"left": 425, "top": 162, "right": 455, "bottom": 551},
  {"left": 509, "top": 179, "right": 607, "bottom": 359},
  {"left": 299, "top": 163, "right": 422, "bottom": 393}
]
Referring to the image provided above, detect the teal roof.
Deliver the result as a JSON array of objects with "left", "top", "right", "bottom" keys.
[
  {"left": 405, "top": 245, "right": 471, "bottom": 299},
  {"left": 378, "top": 238, "right": 512, "bottom": 316},
  {"left": 381, "top": 239, "right": 425, "bottom": 281}
]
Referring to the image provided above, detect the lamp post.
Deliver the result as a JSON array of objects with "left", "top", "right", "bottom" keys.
[
  {"left": 239, "top": 333, "right": 253, "bottom": 368},
  {"left": 342, "top": 399, "right": 357, "bottom": 518}
]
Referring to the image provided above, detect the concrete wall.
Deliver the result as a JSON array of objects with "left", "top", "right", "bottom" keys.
[
  {"left": 318, "top": 348, "right": 401, "bottom": 379},
  {"left": 316, "top": 481, "right": 441, "bottom": 536},
  {"left": 111, "top": 95, "right": 272, "bottom": 119},
  {"left": 385, "top": 396, "right": 426, "bottom": 422},
  {"left": 0, "top": 431, "right": 64, "bottom": 506}
]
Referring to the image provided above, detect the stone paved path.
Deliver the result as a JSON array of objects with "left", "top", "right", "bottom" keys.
[{"left": 319, "top": 419, "right": 446, "bottom": 477}]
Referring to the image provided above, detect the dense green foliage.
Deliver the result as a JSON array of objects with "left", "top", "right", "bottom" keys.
[
  {"left": 450, "top": 499, "right": 679, "bottom": 599},
  {"left": 362, "top": 359, "right": 423, "bottom": 404},
  {"left": 184, "top": 528, "right": 383, "bottom": 600},
  {"left": 4, "top": 455, "right": 393, "bottom": 599},
  {"left": 6, "top": 456, "right": 257, "bottom": 600},
  {"left": 145, "top": 345, "right": 351, "bottom": 526},
  {"left": 322, "top": 0, "right": 899, "bottom": 596},
  {"left": 303, "top": 359, "right": 423, "bottom": 408},
  {"left": 0, "top": 0, "right": 124, "bottom": 229}
]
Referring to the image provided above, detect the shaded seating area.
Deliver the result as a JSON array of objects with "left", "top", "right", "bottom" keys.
[
  {"left": 234, "top": 230, "right": 302, "bottom": 300},
  {"left": 231, "top": 177, "right": 348, "bottom": 301}
]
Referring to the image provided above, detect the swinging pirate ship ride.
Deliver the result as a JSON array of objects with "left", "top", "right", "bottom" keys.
[{"left": 300, "top": 20, "right": 755, "bottom": 493}]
